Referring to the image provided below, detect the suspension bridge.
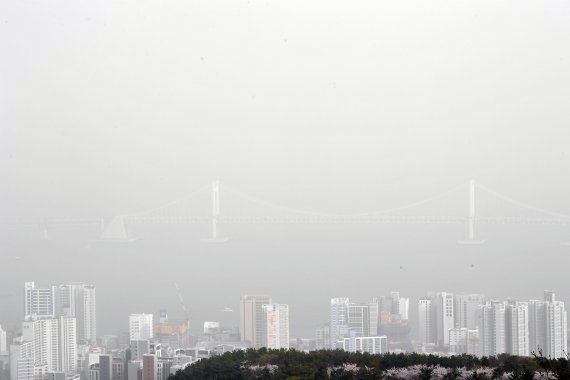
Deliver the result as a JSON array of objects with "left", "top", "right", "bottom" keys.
[
  {"left": 8, "top": 180, "right": 570, "bottom": 244},
  {"left": 97, "top": 179, "right": 570, "bottom": 244}
]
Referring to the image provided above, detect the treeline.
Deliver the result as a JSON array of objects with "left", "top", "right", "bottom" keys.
[{"left": 168, "top": 348, "right": 570, "bottom": 380}]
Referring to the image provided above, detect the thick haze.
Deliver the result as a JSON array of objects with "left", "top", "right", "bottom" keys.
[{"left": 1, "top": 0, "right": 570, "bottom": 336}]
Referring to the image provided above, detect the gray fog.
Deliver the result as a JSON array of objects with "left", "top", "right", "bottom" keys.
[{"left": 1, "top": 0, "right": 570, "bottom": 338}]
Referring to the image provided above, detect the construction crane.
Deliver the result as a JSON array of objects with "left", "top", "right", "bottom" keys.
[
  {"left": 171, "top": 283, "right": 191, "bottom": 348},
  {"left": 174, "top": 283, "right": 190, "bottom": 322}
]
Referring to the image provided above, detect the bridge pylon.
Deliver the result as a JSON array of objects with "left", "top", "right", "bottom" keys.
[
  {"left": 94, "top": 215, "right": 137, "bottom": 242},
  {"left": 41, "top": 223, "right": 51, "bottom": 241},
  {"left": 458, "top": 179, "right": 485, "bottom": 245},
  {"left": 201, "top": 180, "right": 228, "bottom": 243}
]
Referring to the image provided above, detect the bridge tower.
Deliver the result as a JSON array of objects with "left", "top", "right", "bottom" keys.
[
  {"left": 201, "top": 180, "right": 228, "bottom": 243},
  {"left": 458, "top": 179, "right": 485, "bottom": 244},
  {"left": 42, "top": 223, "right": 51, "bottom": 241},
  {"left": 96, "top": 215, "right": 136, "bottom": 242}
]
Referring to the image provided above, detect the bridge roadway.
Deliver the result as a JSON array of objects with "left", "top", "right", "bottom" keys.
[
  {"left": 5, "top": 215, "right": 570, "bottom": 226},
  {"left": 121, "top": 215, "right": 570, "bottom": 226}
]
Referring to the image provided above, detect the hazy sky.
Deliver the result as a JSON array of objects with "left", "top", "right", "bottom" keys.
[
  {"left": 2, "top": 0, "right": 570, "bottom": 220},
  {"left": 2, "top": 0, "right": 570, "bottom": 336}
]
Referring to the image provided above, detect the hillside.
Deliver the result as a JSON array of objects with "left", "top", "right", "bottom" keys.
[{"left": 169, "top": 348, "right": 570, "bottom": 380}]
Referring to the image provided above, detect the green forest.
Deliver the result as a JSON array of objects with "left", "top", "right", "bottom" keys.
[{"left": 169, "top": 349, "right": 570, "bottom": 380}]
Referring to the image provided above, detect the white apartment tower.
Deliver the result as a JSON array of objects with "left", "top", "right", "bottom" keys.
[
  {"left": 455, "top": 294, "right": 485, "bottom": 330},
  {"left": 449, "top": 328, "right": 479, "bottom": 355},
  {"left": 368, "top": 299, "right": 379, "bottom": 336},
  {"left": 263, "top": 304, "right": 290, "bottom": 349},
  {"left": 16, "top": 358, "right": 34, "bottom": 380},
  {"left": 0, "top": 324, "right": 6, "bottom": 353},
  {"left": 9, "top": 341, "right": 33, "bottom": 380},
  {"left": 57, "top": 283, "right": 97, "bottom": 345},
  {"left": 24, "top": 282, "right": 56, "bottom": 320},
  {"left": 479, "top": 301, "right": 506, "bottom": 356},
  {"left": 389, "top": 291, "right": 410, "bottom": 320},
  {"left": 20, "top": 316, "right": 77, "bottom": 375},
  {"left": 315, "top": 324, "right": 330, "bottom": 350},
  {"left": 505, "top": 301, "right": 530, "bottom": 357},
  {"left": 546, "top": 297, "right": 568, "bottom": 358},
  {"left": 129, "top": 314, "right": 154, "bottom": 341},
  {"left": 528, "top": 292, "right": 568, "bottom": 358},
  {"left": 529, "top": 300, "right": 548, "bottom": 354},
  {"left": 22, "top": 318, "right": 60, "bottom": 372},
  {"left": 418, "top": 298, "right": 435, "bottom": 345},
  {"left": 435, "top": 292, "right": 454, "bottom": 346},
  {"left": 239, "top": 295, "right": 272, "bottom": 348},
  {"left": 58, "top": 316, "right": 77, "bottom": 374},
  {"left": 330, "top": 298, "right": 350, "bottom": 348},
  {"left": 347, "top": 303, "right": 370, "bottom": 337},
  {"left": 398, "top": 298, "right": 410, "bottom": 320}
]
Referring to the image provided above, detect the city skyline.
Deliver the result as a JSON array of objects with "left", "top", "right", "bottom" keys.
[
  {"left": 3, "top": 280, "right": 570, "bottom": 337},
  {"left": 1, "top": 281, "right": 568, "bottom": 380},
  {"left": 2, "top": 0, "right": 570, "bottom": 378},
  {"left": 5, "top": 281, "right": 569, "bottom": 346}
]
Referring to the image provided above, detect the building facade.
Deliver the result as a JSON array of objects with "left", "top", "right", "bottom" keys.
[
  {"left": 239, "top": 295, "right": 271, "bottom": 348},
  {"left": 129, "top": 314, "right": 154, "bottom": 341},
  {"left": 263, "top": 304, "right": 290, "bottom": 349}
]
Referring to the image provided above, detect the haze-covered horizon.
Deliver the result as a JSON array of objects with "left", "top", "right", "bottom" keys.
[
  {"left": 1, "top": 0, "right": 570, "bottom": 352},
  {"left": 2, "top": 0, "right": 570, "bottom": 219}
]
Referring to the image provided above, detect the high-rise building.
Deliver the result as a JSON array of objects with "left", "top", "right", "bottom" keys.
[
  {"left": 57, "top": 283, "right": 97, "bottom": 345},
  {"left": 98, "top": 355, "right": 112, "bottom": 380},
  {"left": 130, "top": 341, "right": 150, "bottom": 361},
  {"left": 142, "top": 355, "right": 157, "bottom": 380},
  {"left": 10, "top": 341, "right": 33, "bottom": 380},
  {"left": 129, "top": 314, "right": 154, "bottom": 341},
  {"left": 529, "top": 300, "right": 548, "bottom": 354},
  {"left": 378, "top": 296, "right": 392, "bottom": 314},
  {"left": 505, "top": 301, "right": 529, "bottom": 357},
  {"left": 22, "top": 318, "right": 60, "bottom": 372},
  {"left": 58, "top": 316, "right": 77, "bottom": 374},
  {"left": 329, "top": 298, "right": 349, "bottom": 348},
  {"left": 449, "top": 327, "right": 479, "bottom": 355},
  {"left": 239, "top": 295, "right": 271, "bottom": 348},
  {"left": 82, "top": 286, "right": 97, "bottom": 344},
  {"left": 455, "top": 294, "right": 485, "bottom": 330},
  {"left": 528, "top": 292, "right": 568, "bottom": 358},
  {"left": 34, "top": 364, "right": 49, "bottom": 380},
  {"left": 479, "top": 301, "right": 506, "bottom": 356},
  {"left": 0, "top": 324, "right": 6, "bottom": 354},
  {"left": 315, "top": 324, "right": 330, "bottom": 350},
  {"left": 24, "top": 282, "right": 56, "bottom": 320},
  {"left": 347, "top": 303, "right": 370, "bottom": 337},
  {"left": 418, "top": 298, "right": 435, "bottom": 345},
  {"left": 544, "top": 291, "right": 556, "bottom": 303},
  {"left": 263, "top": 304, "right": 290, "bottom": 349},
  {"left": 156, "top": 358, "right": 172, "bottom": 380},
  {"left": 16, "top": 358, "right": 34, "bottom": 380},
  {"left": 389, "top": 292, "right": 410, "bottom": 320},
  {"left": 375, "top": 292, "right": 411, "bottom": 352},
  {"left": 398, "top": 298, "right": 410, "bottom": 321},
  {"left": 368, "top": 299, "right": 379, "bottom": 336},
  {"left": 545, "top": 297, "right": 567, "bottom": 358},
  {"left": 434, "top": 292, "right": 454, "bottom": 346}
]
